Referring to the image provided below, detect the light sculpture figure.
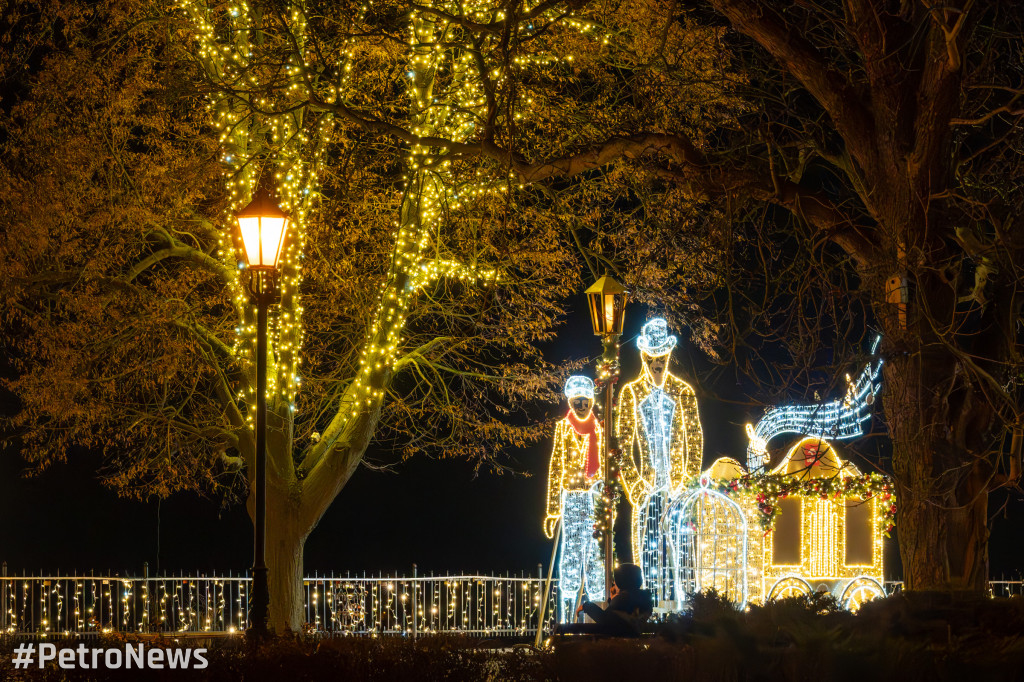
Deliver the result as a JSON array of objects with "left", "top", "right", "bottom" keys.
[
  {"left": 745, "top": 335, "right": 883, "bottom": 471},
  {"left": 617, "top": 318, "right": 703, "bottom": 604},
  {"left": 544, "top": 376, "right": 605, "bottom": 620}
]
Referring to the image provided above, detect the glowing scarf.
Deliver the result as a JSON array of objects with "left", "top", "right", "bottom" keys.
[{"left": 566, "top": 409, "right": 600, "bottom": 478}]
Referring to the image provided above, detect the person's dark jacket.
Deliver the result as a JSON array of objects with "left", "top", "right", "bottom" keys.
[
  {"left": 577, "top": 588, "right": 654, "bottom": 636},
  {"left": 606, "top": 587, "right": 654, "bottom": 620}
]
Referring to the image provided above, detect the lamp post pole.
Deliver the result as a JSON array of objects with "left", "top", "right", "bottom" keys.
[
  {"left": 235, "top": 181, "right": 290, "bottom": 637},
  {"left": 585, "top": 274, "right": 626, "bottom": 603},
  {"left": 249, "top": 273, "right": 276, "bottom": 637},
  {"left": 598, "top": 334, "right": 620, "bottom": 600}
]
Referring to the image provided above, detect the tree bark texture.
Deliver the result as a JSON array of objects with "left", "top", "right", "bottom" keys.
[
  {"left": 884, "top": 342, "right": 992, "bottom": 593},
  {"left": 264, "top": 490, "right": 309, "bottom": 633}
]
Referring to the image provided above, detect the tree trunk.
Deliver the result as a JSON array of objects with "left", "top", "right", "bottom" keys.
[
  {"left": 263, "top": 491, "right": 310, "bottom": 633},
  {"left": 884, "top": 341, "right": 991, "bottom": 594}
]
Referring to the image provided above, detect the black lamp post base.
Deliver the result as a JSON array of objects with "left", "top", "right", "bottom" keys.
[{"left": 249, "top": 566, "right": 270, "bottom": 637}]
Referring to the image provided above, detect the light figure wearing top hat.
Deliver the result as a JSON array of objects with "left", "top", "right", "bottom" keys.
[
  {"left": 616, "top": 318, "right": 703, "bottom": 604},
  {"left": 544, "top": 375, "right": 606, "bottom": 620}
]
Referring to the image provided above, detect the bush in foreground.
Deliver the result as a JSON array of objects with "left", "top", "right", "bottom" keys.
[{"left": 2, "top": 594, "right": 1023, "bottom": 681}]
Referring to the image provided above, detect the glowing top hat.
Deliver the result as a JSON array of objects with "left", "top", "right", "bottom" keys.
[{"left": 636, "top": 317, "right": 677, "bottom": 356}]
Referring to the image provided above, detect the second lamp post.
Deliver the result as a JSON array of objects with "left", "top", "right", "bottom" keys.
[
  {"left": 236, "top": 183, "right": 291, "bottom": 636},
  {"left": 584, "top": 275, "right": 627, "bottom": 601}
]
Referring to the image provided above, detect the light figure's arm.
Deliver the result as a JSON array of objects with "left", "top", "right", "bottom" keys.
[
  {"left": 681, "top": 382, "right": 703, "bottom": 484},
  {"left": 544, "top": 420, "right": 566, "bottom": 538}
]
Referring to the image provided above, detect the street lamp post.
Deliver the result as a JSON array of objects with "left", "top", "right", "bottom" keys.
[
  {"left": 584, "top": 275, "right": 627, "bottom": 601},
  {"left": 235, "top": 182, "right": 291, "bottom": 637}
]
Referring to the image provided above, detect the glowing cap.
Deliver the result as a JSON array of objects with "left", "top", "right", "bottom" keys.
[{"left": 564, "top": 375, "right": 595, "bottom": 400}]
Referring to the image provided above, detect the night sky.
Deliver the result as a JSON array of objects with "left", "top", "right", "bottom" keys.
[{"left": 2, "top": 303, "right": 1022, "bottom": 581}]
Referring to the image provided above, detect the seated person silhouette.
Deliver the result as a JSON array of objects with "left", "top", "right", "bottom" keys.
[{"left": 558, "top": 563, "right": 654, "bottom": 636}]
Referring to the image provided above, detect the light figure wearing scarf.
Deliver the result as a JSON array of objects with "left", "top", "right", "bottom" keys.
[
  {"left": 544, "top": 375, "right": 606, "bottom": 619},
  {"left": 617, "top": 318, "right": 703, "bottom": 604}
]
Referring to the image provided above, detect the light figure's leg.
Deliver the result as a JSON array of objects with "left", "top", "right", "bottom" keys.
[
  {"left": 637, "top": 493, "right": 661, "bottom": 599},
  {"left": 558, "top": 491, "right": 585, "bottom": 622},
  {"left": 584, "top": 484, "right": 605, "bottom": 602},
  {"left": 659, "top": 491, "right": 675, "bottom": 598},
  {"left": 664, "top": 498, "right": 681, "bottom": 605},
  {"left": 646, "top": 491, "right": 668, "bottom": 603}
]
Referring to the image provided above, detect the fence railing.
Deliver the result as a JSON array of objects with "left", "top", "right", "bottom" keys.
[
  {"left": 0, "top": 564, "right": 558, "bottom": 638},
  {"left": 882, "top": 580, "right": 1024, "bottom": 598},
  {"left": 3, "top": 564, "right": 1021, "bottom": 638}
]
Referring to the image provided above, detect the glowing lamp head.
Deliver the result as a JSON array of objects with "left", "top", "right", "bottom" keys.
[
  {"left": 236, "top": 185, "right": 290, "bottom": 271},
  {"left": 585, "top": 275, "right": 626, "bottom": 336}
]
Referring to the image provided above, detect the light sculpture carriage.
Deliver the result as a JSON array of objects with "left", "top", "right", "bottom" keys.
[
  {"left": 668, "top": 337, "right": 892, "bottom": 611},
  {"left": 671, "top": 438, "right": 892, "bottom": 611}
]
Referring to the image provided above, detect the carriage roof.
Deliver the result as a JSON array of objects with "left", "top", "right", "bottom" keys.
[
  {"left": 768, "top": 437, "right": 862, "bottom": 479},
  {"left": 702, "top": 436, "right": 863, "bottom": 484}
]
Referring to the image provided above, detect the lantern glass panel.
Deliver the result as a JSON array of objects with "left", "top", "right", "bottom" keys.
[
  {"left": 238, "top": 216, "right": 263, "bottom": 267},
  {"left": 604, "top": 296, "right": 616, "bottom": 331},
  {"left": 587, "top": 292, "right": 605, "bottom": 335},
  {"left": 238, "top": 215, "right": 289, "bottom": 269},
  {"left": 258, "top": 216, "right": 288, "bottom": 268}
]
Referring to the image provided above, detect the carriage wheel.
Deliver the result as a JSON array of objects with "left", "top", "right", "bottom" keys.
[
  {"left": 767, "top": 577, "right": 812, "bottom": 600},
  {"left": 841, "top": 577, "right": 885, "bottom": 612}
]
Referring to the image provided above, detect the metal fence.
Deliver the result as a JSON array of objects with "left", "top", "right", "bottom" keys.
[
  {"left": 3, "top": 564, "right": 1022, "bottom": 638},
  {"left": 883, "top": 580, "right": 1024, "bottom": 598},
  {"left": 0, "top": 564, "right": 558, "bottom": 638}
]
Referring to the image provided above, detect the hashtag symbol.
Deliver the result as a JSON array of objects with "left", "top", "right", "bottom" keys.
[{"left": 12, "top": 642, "right": 35, "bottom": 669}]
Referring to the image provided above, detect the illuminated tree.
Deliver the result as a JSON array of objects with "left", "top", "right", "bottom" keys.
[{"left": 173, "top": 0, "right": 735, "bottom": 629}]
